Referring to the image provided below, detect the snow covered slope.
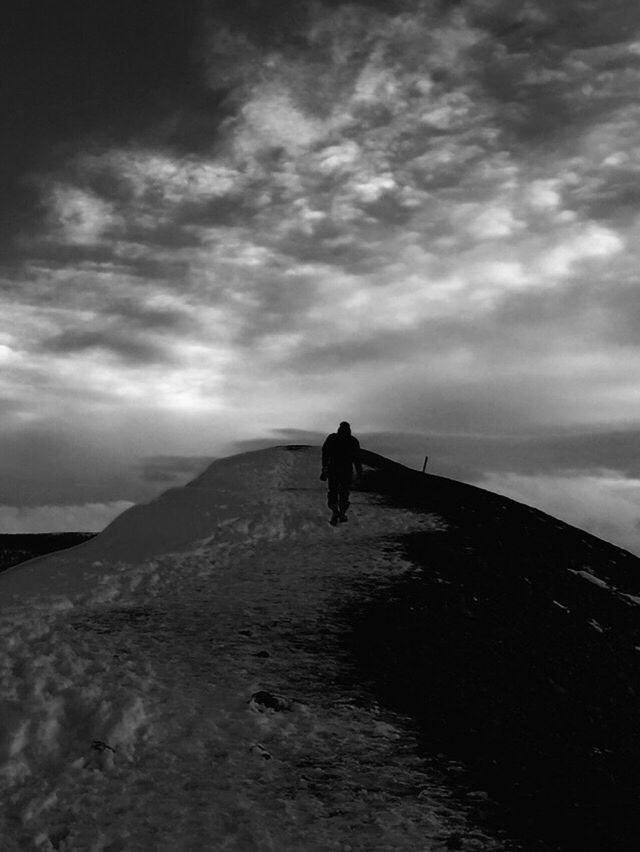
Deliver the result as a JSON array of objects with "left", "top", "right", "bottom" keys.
[
  {"left": 1, "top": 445, "right": 406, "bottom": 600},
  {"left": 0, "top": 446, "right": 509, "bottom": 851},
  {"left": 1, "top": 446, "right": 338, "bottom": 600}
]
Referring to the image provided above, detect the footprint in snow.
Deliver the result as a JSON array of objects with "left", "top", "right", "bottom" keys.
[{"left": 249, "top": 743, "right": 272, "bottom": 760}]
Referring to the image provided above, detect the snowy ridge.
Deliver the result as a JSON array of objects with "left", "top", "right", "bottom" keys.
[{"left": 0, "top": 446, "right": 505, "bottom": 851}]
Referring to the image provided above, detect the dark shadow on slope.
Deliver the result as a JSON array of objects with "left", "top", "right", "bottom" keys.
[
  {"left": 346, "top": 450, "right": 640, "bottom": 852},
  {"left": 0, "top": 532, "right": 97, "bottom": 574}
]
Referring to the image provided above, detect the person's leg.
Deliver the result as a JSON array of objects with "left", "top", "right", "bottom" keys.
[
  {"left": 338, "top": 476, "right": 351, "bottom": 520},
  {"left": 327, "top": 474, "right": 340, "bottom": 524}
]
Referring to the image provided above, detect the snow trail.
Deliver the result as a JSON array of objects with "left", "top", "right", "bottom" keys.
[{"left": 1, "top": 447, "right": 506, "bottom": 850}]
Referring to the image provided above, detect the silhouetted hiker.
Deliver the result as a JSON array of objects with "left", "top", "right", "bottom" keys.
[{"left": 320, "top": 421, "right": 363, "bottom": 526}]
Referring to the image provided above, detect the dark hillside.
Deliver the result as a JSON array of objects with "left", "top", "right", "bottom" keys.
[
  {"left": 0, "top": 533, "right": 97, "bottom": 574},
  {"left": 350, "top": 450, "right": 640, "bottom": 851}
]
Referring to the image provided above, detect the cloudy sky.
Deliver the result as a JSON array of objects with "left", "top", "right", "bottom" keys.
[{"left": 2, "top": 0, "right": 640, "bottom": 552}]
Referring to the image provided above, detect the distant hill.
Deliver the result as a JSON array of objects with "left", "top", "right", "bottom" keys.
[{"left": 0, "top": 533, "right": 97, "bottom": 574}]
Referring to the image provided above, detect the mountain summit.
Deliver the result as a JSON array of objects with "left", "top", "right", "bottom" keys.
[{"left": 1, "top": 445, "right": 640, "bottom": 850}]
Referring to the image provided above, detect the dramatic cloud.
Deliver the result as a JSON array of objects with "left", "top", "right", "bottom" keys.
[{"left": 1, "top": 0, "right": 640, "bottom": 546}]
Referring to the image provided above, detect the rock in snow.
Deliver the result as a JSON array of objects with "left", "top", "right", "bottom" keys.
[{"left": 248, "top": 690, "right": 293, "bottom": 713}]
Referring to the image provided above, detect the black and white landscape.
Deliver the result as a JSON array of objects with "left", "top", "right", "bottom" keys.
[{"left": 3, "top": 3, "right": 640, "bottom": 847}]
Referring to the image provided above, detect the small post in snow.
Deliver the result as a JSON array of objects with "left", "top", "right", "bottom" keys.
[{"left": 422, "top": 455, "right": 428, "bottom": 473}]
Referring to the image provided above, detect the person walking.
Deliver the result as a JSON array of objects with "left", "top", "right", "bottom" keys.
[{"left": 320, "top": 421, "right": 363, "bottom": 525}]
